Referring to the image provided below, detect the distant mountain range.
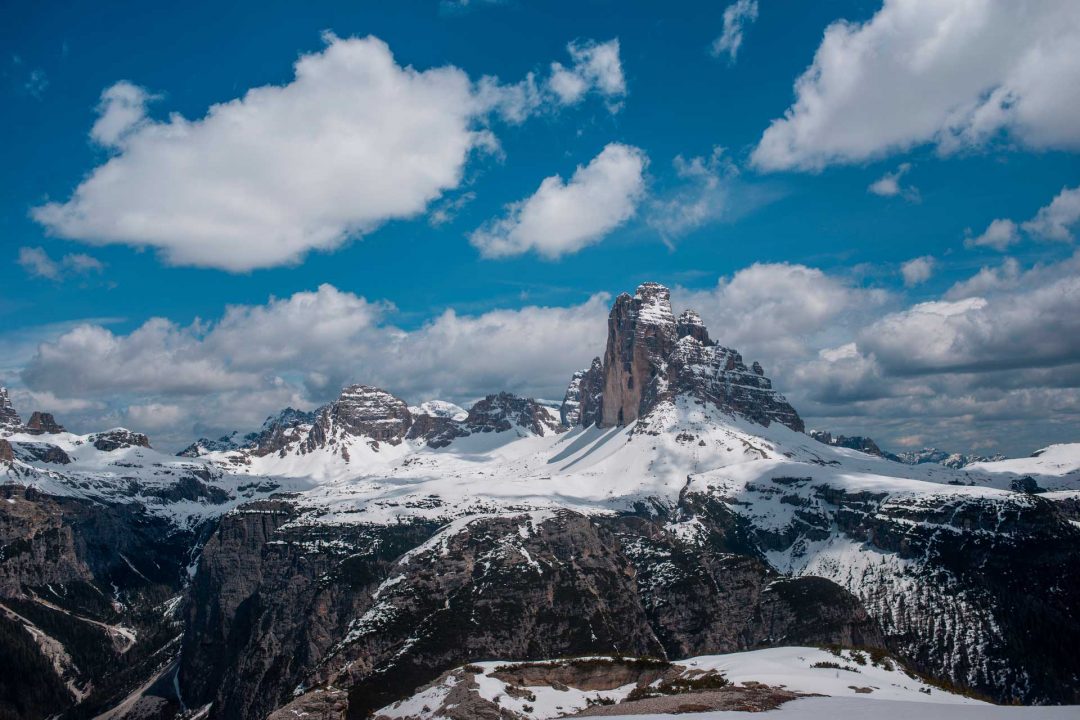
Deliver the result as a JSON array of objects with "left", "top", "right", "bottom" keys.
[
  {"left": 2, "top": 282, "right": 1078, "bottom": 720},
  {"left": 808, "top": 430, "right": 1007, "bottom": 469}
]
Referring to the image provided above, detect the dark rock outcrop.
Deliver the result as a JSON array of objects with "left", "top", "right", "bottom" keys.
[
  {"left": 91, "top": 428, "right": 152, "bottom": 451},
  {"left": 601, "top": 283, "right": 679, "bottom": 427},
  {"left": 560, "top": 358, "right": 604, "bottom": 427},
  {"left": 810, "top": 430, "right": 884, "bottom": 456},
  {"left": 24, "top": 412, "right": 64, "bottom": 435},
  {"left": 676, "top": 309, "right": 711, "bottom": 345},
  {"left": 0, "top": 485, "right": 197, "bottom": 718}
]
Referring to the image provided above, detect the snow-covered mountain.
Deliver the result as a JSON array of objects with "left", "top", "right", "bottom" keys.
[{"left": 2, "top": 282, "right": 1079, "bottom": 720}]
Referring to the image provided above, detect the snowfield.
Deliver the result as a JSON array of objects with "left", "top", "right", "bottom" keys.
[
  {"left": 377, "top": 646, "right": 990, "bottom": 719},
  {"left": 5, "top": 400, "right": 1079, "bottom": 534}
]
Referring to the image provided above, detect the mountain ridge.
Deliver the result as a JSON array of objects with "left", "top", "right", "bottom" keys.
[{"left": 1, "top": 282, "right": 1079, "bottom": 719}]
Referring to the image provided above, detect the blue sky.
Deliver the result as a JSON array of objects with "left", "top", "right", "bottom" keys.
[{"left": 2, "top": 0, "right": 1079, "bottom": 454}]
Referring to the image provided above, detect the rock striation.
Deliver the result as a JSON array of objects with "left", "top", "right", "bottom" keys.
[{"left": 562, "top": 282, "right": 804, "bottom": 432}]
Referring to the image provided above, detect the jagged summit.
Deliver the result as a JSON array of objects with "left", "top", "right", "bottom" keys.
[{"left": 561, "top": 281, "right": 804, "bottom": 432}]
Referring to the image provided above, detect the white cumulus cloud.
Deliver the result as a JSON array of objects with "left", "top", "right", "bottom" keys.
[
  {"left": 469, "top": 143, "right": 647, "bottom": 259},
  {"left": 33, "top": 34, "right": 626, "bottom": 272},
  {"left": 90, "top": 81, "right": 154, "bottom": 147},
  {"left": 751, "top": 0, "right": 1080, "bottom": 171},
  {"left": 1022, "top": 185, "right": 1080, "bottom": 242},
  {"left": 18, "top": 285, "right": 611, "bottom": 447}
]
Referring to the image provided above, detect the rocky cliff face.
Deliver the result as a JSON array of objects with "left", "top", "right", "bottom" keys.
[
  {"left": 600, "top": 283, "right": 679, "bottom": 427},
  {"left": 560, "top": 358, "right": 604, "bottom": 427},
  {"left": 809, "top": 430, "right": 884, "bottom": 456},
  {"left": 0, "top": 388, "right": 21, "bottom": 434},
  {"left": 0, "top": 485, "right": 197, "bottom": 719},
  {"left": 563, "top": 282, "right": 803, "bottom": 432},
  {"left": 25, "top": 412, "right": 64, "bottom": 435},
  {"left": 180, "top": 504, "right": 879, "bottom": 720}
]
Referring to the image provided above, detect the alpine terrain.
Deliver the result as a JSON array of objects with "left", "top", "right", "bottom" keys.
[{"left": 2, "top": 282, "right": 1079, "bottom": 719}]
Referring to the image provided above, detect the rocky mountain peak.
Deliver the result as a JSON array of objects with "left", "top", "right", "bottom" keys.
[
  {"left": 25, "top": 411, "right": 65, "bottom": 435},
  {"left": 410, "top": 400, "right": 467, "bottom": 421},
  {"left": 463, "top": 392, "right": 563, "bottom": 436},
  {"left": 563, "top": 282, "right": 804, "bottom": 432},
  {"left": 0, "top": 387, "right": 22, "bottom": 433},
  {"left": 325, "top": 384, "right": 413, "bottom": 444},
  {"left": 91, "top": 428, "right": 151, "bottom": 451},
  {"left": 560, "top": 357, "right": 603, "bottom": 427},
  {"left": 601, "top": 283, "right": 679, "bottom": 427},
  {"left": 676, "top": 309, "right": 712, "bottom": 345}
]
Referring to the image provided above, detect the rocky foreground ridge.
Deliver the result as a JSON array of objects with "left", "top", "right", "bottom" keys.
[{"left": 1, "top": 283, "right": 1079, "bottom": 720}]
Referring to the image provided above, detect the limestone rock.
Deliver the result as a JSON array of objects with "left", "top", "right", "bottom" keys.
[
  {"left": 562, "top": 282, "right": 803, "bottom": 432},
  {"left": 0, "top": 387, "right": 22, "bottom": 434},
  {"left": 25, "top": 411, "right": 65, "bottom": 435},
  {"left": 601, "top": 283, "right": 678, "bottom": 427},
  {"left": 462, "top": 392, "right": 563, "bottom": 436},
  {"left": 561, "top": 357, "right": 604, "bottom": 427}
]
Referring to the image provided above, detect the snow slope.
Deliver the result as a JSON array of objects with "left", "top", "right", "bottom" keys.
[
  {"left": 377, "top": 646, "right": 986, "bottom": 720},
  {"left": 0, "top": 428, "right": 311, "bottom": 526},
  {"left": 187, "top": 398, "right": 1075, "bottom": 530}
]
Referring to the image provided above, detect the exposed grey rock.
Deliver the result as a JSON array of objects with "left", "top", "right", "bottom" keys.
[
  {"left": 178, "top": 502, "right": 882, "bottom": 719},
  {"left": 0, "top": 485, "right": 197, "bottom": 718},
  {"left": 665, "top": 337, "right": 804, "bottom": 432},
  {"left": 676, "top": 309, "right": 711, "bottom": 345},
  {"left": 317, "top": 385, "right": 413, "bottom": 445}
]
